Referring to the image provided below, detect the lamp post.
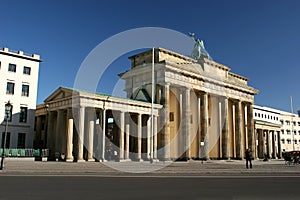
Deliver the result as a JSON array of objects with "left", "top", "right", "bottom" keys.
[
  {"left": 200, "top": 141, "right": 205, "bottom": 164},
  {"left": 0, "top": 101, "right": 12, "bottom": 170}
]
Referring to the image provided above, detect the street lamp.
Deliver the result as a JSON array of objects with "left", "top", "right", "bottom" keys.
[
  {"left": 200, "top": 141, "right": 205, "bottom": 164},
  {"left": 0, "top": 101, "right": 12, "bottom": 170}
]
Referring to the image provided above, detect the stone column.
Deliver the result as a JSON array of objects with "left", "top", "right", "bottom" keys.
[
  {"left": 147, "top": 117, "right": 151, "bottom": 160},
  {"left": 35, "top": 116, "right": 42, "bottom": 149},
  {"left": 119, "top": 111, "right": 125, "bottom": 161},
  {"left": 162, "top": 84, "right": 170, "bottom": 160},
  {"left": 46, "top": 111, "right": 55, "bottom": 159},
  {"left": 265, "top": 130, "right": 270, "bottom": 158},
  {"left": 55, "top": 110, "right": 64, "bottom": 156},
  {"left": 247, "top": 104, "right": 256, "bottom": 158},
  {"left": 222, "top": 98, "right": 229, "bottom": 159},
  {"left": 77, "top": 106, "right": 85, "bottom": 162},
  {"left": 153, "top": 115, "right": 158, "bottom": 160},
  {"left": 87, "top": 119, "right": 95, "bottom": 162},
  {"left": 183, "top": 88, "right": 191, "bottom": 159},
  {"left": 258, "top": 129, "right": 265, "bottom": 158},
  {"left": 235, "top": 100, "right": 243, "bottom": 159},
  {"left": 197, "top": 96, "right": 201, "bottom": 158},
  {"left": 277, "top": 131, "right": 282, "bottom": 158},
  {"left": 232, "top": 104, "right": 236, "bottom": 158},
  {"left": 125, "top": 122, "right": 130, "bottom": 160},
  {"left": 66, "top": 109, "right": 73, "bottom": 162},
  {"left": 271, "top": 131, "right": 276, "bottom": 159},
  {"left": 101, "top": 109, "right": 106, "bottom": 162},
  {"left": 202, "top": 92, "right": 209, "bottom": 160},
  {"left": 137, "top": 113, "right": 142, "bottom": 161}
]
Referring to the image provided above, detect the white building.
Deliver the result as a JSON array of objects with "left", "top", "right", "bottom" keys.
[
  {"left": 253, "top": 105, "right": 300, "bottom": 159},
  {"left": 253, "top": 105, "right": 281, "bottom": 158},
  {"left": 0, "top": 47, "right": 41, "bottom": 148},
  {"left": 279, "top": 111, "right": 300, "bottom": 152}
]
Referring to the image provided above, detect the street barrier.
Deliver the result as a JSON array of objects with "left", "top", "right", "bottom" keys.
[{"left": 0, "top": 149, "right": 49, "bottom": 157}]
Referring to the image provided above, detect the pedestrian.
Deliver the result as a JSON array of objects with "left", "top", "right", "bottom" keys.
[{"left": 245, "top": 148, "right": 252, "bottom": 169}]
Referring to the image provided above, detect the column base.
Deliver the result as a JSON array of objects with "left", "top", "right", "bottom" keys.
[
  {"left": 137, "top": 159, "right": 144, "bottom": 162},
  {"left": 150, "top": 159, "right": 159, "bottom": 163},
  {"left": 66, "top": 158, "right": 74, "bottom": 162},
  {"left": 222, "top": 157, "right": 231, "bottom": 160},
  {"left": 119, "top": 159, "right": 130, "bottom": 162},
  {"left": 42, "top": 157, "right": 48, "bottom": 162},
  {"left": 87, "top": 158, "right": 95, "bottom": 162},
  {"left": 161, "top": 158, "right": 172, "bottom": 162},
  {"left": 77, "top": 159, "right": 85, "bottom": 163}
]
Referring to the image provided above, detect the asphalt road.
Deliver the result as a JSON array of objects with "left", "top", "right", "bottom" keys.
[{"left": 0, "top": 176, "right": 299, "bottom": 200}]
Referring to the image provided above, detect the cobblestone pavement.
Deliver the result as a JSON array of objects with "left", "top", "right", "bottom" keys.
[{"left": 1, "top": 158, "right": 300, "bottom": 176}]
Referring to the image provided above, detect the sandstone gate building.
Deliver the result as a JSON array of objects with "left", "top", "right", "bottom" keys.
[{"left": 35, "top": 48, "right": 259, "bottom": 161}]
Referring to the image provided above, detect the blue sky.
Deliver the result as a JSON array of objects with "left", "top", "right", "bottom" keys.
[{"left": 1, "top": 0, "right": 299, "bottom": 112}]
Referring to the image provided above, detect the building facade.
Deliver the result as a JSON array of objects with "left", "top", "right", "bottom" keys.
[
  {"left": 253, "top": 105, "right": 300, "bottom": 159},
  {"left": 35, "top": 87, "right": 162, "bottom": 162},
  {"left": 121, "top": 48, "right": 259, "bottom": 160},
  {"left": 35, "top": 48, "right": 259, "bottom": 162},
  {"left": 0, "top": 47, "right": 41, "bottom": 148},
  {"left": 253, "top": 105, "right": 281, "bottom": 159},
  {"left": 279, "top": 111, "right": 300, "bottom": 152}
]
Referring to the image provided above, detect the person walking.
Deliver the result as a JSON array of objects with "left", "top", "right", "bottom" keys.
[{"left": 245, "top": 148, "right": 252, "bottom": 169}]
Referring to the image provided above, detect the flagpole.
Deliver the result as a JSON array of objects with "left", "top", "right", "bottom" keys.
[{"left": 290, "top": 96, "right": 295, "bottom": 151}]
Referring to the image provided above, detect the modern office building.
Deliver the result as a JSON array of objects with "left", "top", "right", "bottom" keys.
[
  {"left": 0, "top": 47, "right": 41, "bottom": 148},
  {"left": 35, "top": 47, "right": 259, "bottom": 162}
]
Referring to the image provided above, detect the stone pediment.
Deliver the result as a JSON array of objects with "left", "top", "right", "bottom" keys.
[
  {"left": 44, "top": 87, "right": 76, "bottom": 103},
  {"left": 132, "top": 88, "right": 151, "bottom": 102}
]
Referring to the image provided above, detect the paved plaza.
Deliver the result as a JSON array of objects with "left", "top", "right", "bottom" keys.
[
  {"left": 1, "top": 159, "right": 300, "bottom": 200},
  {"left": 1, "top": 158, "right": 300, "bottom": 176}
]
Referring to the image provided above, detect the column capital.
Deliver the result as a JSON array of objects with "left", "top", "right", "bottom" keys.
[
  {"left": 231, "top": 99, "right": 242, "bottom": 104},
  {"left": 161, "top": 82, "right": 170, "bottom": 87}
]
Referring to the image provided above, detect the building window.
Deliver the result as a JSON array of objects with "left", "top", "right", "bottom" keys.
[
  {"left": 8, "top": 63, "right": 16, "bottom": 72},
  {"left": 1, "top": 132, "right": 11, "bottom": 148},
  {"left": 23, "top": 66, "right": 31, "bottom": 75},
  {"left": 281, "top": 130, "right": 284, "bottom": 134},
  {"left": 19, "top": 107, "right": 28, "bottom": 123},
  {"left": 22, "top": 84, "right": 29, "bottom": 97},
  {"left": 287, "top": 130, "right": 291, "bottom": 135},
  {"left": 281, "top": 139, "right": 285, "bottom": 144},
  {"left": 258, "top": 113, "right": 260, "bottom": 117},
  {"left": 287, "top": 139, "right": 291, "bottom": 144},
  {"left": 17, "top": 133, "right": 26, "bottom": 148},
  {"left": 169, "top": 112, "right": 174, "bottom": 122},
  {"left": 286, "top": 120, "right": 290, "bottom": 125},
  {"left": 293, "top": 121, "right": 296, "bottom": 126},
  {"left": 295, "top": 140, "right": 298, "bottom": 144},
  {"left": 0, "top": 61, "right": 1, "bottom": 69},
  {"left": 255, "top": 113, "right": 257, "bottom": 117},
  {"left": 280, "top": 120, "right": 283, "bottom": 125},
  {"left": 6, "top": 82, "right": 15, "bottom": 94},
  {"left": 298, "top": 122, "right": 300, "bottom": 126}
]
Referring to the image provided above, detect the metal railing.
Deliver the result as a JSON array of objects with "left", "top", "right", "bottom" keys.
[{"left": 0, "top": 149, "right": 49, "bottom": 157}]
